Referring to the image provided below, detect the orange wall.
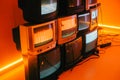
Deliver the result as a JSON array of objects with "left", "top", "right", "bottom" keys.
[
  {"left": 1, "top": 0, "right": 120, "bottom": 73},
  {"left": 0, "top": 0, "right": 25, "bottom": 69},
  {"left": 98, "top": 0, "right": 120, "bottom": 26}
]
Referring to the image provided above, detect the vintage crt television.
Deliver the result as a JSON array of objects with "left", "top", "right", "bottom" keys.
[
  {"left": 90, "top": 7, "right": 98, "bottom": 31},
  {"left": 57, "top": 15, "right": 77, "bottom": 44},
  {"left": 23, "top": 47, "right": 62, "bottom": 80},
  {"left": 84, "top": 28, "right": 98, "bottom": 57},
  {"left": 64, "top": 36, "right": 83, "bottom": 69},
  {"left": 77, "top": 12, "right": 90, "bottom": 36},
  {"left": 38, "top": 47, "right": 61, "bottom": 80},
  {"left": 58, "top": 0, "right": 85, "bottom": 16},
  {"left": 86, "top": 0, "right": 98, "bottom": 10},
  {"left": 18, "top": 0, "right": 58, "bottom": 23},
  {"left": 19, "top": 20, "right": 56, "bottom": 55}
]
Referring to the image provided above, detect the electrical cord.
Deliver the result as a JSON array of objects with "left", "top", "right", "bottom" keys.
[{"left": 97, "top": 28, "right": 120, "bottom": 49}]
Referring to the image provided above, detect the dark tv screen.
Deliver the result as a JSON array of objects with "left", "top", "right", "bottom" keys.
[
  {"left": 38, "top": 47, "right": 61, "bottom": 79},
  {"left": 65, "top": 37, "right": 83, "bottom": 67}
]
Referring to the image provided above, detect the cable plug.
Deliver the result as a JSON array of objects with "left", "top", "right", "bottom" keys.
[{"left": 99, "top": 42, "right": 111, "bottom": 48}]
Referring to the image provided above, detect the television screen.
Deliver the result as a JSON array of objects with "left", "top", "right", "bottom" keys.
[
  {"left": 90, "top": 8, "right": 98, "bottom": 30},
  {"left": 57, "top": 15, "right": 77, "bottom": 44},
  {"left": 65, "top": 37, "right": 83, "bottom": 68},
  {"left": 41, "top": 0, "right": 57, "bottom": 15},
  {"left": 61, "top": 18, "right": 76, "bottom": 38},
  {"left": 85, "top": 29, "right": 98, "bottom": 53},
  {"left": 34, "top": 24, "right": 53, "bottom": 47},
  {"left": 58, "top": 0, "right": 84, "bottom": 16},
  {"left": 19, "top": 20, "right": 56, "bottom": 54},
  {"left": 38, "top": 47, "right": 61, "bottom": 79},
  {"left": 78, "top": 13, "right": 90, "bottom": 31}
]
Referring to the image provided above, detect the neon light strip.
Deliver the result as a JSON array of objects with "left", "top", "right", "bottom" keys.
[
  {"left": 0, "top": 58, "right": 23, "bottom": 72},
  {"left": 98, "top": 24, "right": 120, "bottom": 29}
]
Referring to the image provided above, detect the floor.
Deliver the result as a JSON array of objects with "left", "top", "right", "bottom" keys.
[{"left": 1, "top": 27, "right": 120, "bottom": 80}]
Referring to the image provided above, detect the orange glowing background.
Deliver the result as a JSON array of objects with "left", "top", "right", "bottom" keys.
[
  {"left": 98, "top": 0, "right": 120, "bottom": 27},
  {"left": 1, "top": 0, "right": 120, "bottom": 75},
  {"left": 0, "top": 0, "right": 25, "bottom": 73}
]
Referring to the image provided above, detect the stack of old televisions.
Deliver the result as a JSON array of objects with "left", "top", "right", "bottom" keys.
[
  {"left": 58, "top": 0, "right": 100, "bottom": 70},
  {"left": 17, "top": 0, "right": 100, "bottom": 80}
]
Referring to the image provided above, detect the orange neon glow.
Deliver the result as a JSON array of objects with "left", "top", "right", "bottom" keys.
[
  {"left": 0, "top": 58, "right": 23, "bottom": 72},
  {"left": 98, "top": 24, "right": 120, "bottom": 29}
]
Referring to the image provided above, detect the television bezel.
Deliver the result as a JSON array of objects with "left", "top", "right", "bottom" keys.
[
  {"left": 57, "top": 15, "right": 77, "bottom": 45},
  {"left": 19, "top": 20, "right": 56, "bottom": 55}
]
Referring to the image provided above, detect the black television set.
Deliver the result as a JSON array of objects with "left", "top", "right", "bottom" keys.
[
  {"left": 23, "top": 47, "right": 62, "bottom": 80},
  {"left": 77, "top": 12, "right": 90, "bottom": 36},
  {"left": 63, "top": 36, "right": 83, "bottom": 69},
  {"left": 18, "top": 0, "right": 58, "bottom": 23},
  {"left": 84, "top": 28, "right": 98, "bottom": 57},
  {"left": 58, "top": 0, "right": 85, "bottom": 16}
]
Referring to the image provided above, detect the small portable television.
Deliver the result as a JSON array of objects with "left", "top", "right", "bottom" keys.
[
  {"left": 18, "top": 0, "right": 58, "bottom": 23},
  {"left": 90, "top": 7, "right": 98, "bottom": 31},
  {"left": 64, "top": 36, "right": 83, "bottom": 69},
  {"left": 38, "top": 47, "right": 61, "bottom": 80},
  {"left": 19, "top": 20, "right": 56, "bottom": 55},
  {"left": 58, "top": 0, "right": 85, "bottom": 16},
  {"left": 84, "top": 28, "right": 98, "bottom": 56},
  {"left": 23, "top": 47, "right": 62, "bottom": 80},
  {"left": 86, "top": 0, "right": 98, "bottom": 10},
  {"left": 57, "top": 15, "right": 77, "bottom": 44},
  {"left": 77, "top": 12, "right": 90, "bottom": 36}
]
